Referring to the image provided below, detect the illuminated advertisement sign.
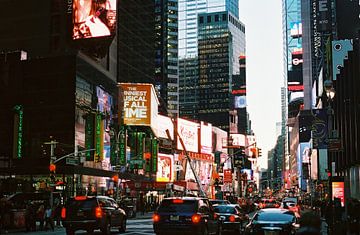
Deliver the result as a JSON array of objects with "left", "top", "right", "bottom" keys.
[
  {"left": 290, "top": 22, "right": 302, "bottom": 38},
  {"left": 200, "top": 121, "right": 212, "bottom": 154},
  {"left": 230, "top": 134, "right": 246, "bottom": 147},
  {"left": 213, "top": 126, "right": 228, "bottom": 152},
  {"left": 185, "top": 160, "right": 212, "bottom": 191},
  {"left": 154, "top": 115, "right": 174, "bottom": 139},
  {"left": 234, "top": 96, "right": 246, "bottom": 108},
  {"left": 332, "top": 181, "right": 345, "bottom": 207},
  {"left": 177, "top": 118, "right": 199, "bottom": 153},
  {"left": 72, "top": 0, "right": 117, "bottom": 40},
  {"left": 156, "top": 154, "right": 174, "bottom": 182},
  {"left": 119, "top": 83, "right": 159, "bottom": 127},
  {"left": 292, "top": 48, "right": 303, "bottom": 66}
]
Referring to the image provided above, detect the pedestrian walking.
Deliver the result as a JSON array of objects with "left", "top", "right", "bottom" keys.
[
  {"left": 25, "top": 201, "right": 36, "bottom": 232},
  {"left": 43, "top": 205, "right": 54, "bottom": 231},
  {"left": 296, "top": 211, "right": 321, "bottom": 235},
  {"left": 36, "top": 204, "right": 45, "bottom": 231}
]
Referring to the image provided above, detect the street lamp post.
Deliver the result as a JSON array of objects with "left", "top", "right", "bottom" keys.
[{"left": 324, "top": 79, "right": 335, "bottom": 200}]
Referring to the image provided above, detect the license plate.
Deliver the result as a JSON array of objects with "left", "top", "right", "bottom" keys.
[
  {"left": 77, "top": 211, "right": 84, "bottom": 217},
  {"left": 264, "top": 231, "right": 279, "bottom": 235},
  {"left": 170, "top": 215, "right": 179, "bottom": 221}
]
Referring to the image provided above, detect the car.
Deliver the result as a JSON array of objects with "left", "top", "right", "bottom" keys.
[
  {"left": 258, "top": 198, "right": 280, "bottom": 209},
  {"left": 280, "top": 200, "right": 301, "bottom": 218},
  {"left": 61, "top": 195, "right": 127, "bottom": 235},
  {"left": 213, "top": 204, "right": 249, "bottom": 234},
  {"left": 244, "top": 208, "right": 299, "bottom": 235},
  {"left": 209, "top": 199, "right": 231, "bottom": 206},
  {"left": 153, "top": 197, "right": 221, "bottom": 235}
]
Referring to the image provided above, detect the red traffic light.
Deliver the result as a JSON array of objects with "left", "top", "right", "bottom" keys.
[
  {"left": 49, "top": 163, "right": 56, "bottom": 172},
  {"left": 112, "top": 175, "right": 119, "bottom": 183},
  {"left": 327, "top": 172, "right": 332, "bottom": 177}
]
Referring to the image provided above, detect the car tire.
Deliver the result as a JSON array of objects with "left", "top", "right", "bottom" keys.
[
  {"left": 119, "top": 218, "right": 127, "bottom": 232},
  {"left": 66, "top": 228, "right": 75, "bottom": 235},
  {"left": 101, "top": 220, "right": 111, "bottom": 235}
]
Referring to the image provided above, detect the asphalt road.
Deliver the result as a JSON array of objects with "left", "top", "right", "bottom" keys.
[{"left": 4, "top": 218, "right": 155, "bottom": 235}]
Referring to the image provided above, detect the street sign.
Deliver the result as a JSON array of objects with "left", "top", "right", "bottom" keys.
[
  {"left": 328, "top": 138, "right": 341, "bottom": 151},
  {"left": 66, "top": 158, "right": 78, "bottom": 165},
  {"left": 130, "top": 159, "right": 145, "bottom": 165}
]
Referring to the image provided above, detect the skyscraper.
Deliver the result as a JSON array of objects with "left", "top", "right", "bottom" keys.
[
  {"left": 118, "top": 0, "right": 178, "bottom": 117},
  {"left": 197, "top": 11, "right": 245, "bottom": 132},
  {"left": 178, "top": 0, "right": 240, "bottom": 120}
]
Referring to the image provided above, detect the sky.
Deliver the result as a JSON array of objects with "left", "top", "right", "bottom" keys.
[{"left": 239, "top": 0, "right": 284, "bottom": 169}]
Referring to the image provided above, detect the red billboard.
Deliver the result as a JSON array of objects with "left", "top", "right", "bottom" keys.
[{"left": 332, "top": 181, "right": 345, "bottom": 207}]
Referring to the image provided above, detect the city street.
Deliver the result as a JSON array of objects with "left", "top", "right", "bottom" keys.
[{"left": 5, "top": 214, "right": 155, "bottom": 235}]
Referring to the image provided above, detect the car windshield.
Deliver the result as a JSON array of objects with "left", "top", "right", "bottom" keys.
[
  {"left": 158, "top": 199, "right": 197, "bottom": 213},
  {"left": 254, "top": 212, "right": 295, "bottom": 222},
  {"left": 210, "top": 200, "right": 229, "bottom": 205},
  {"left": 214, "top": 206, "right": 236, "bottom": 214}
]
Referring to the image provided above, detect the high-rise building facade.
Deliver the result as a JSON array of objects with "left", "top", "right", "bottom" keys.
[
  {"left": 197, "top": 11, "right": 245, "bottom": 132},
  {"left": 178, "top": 0, "right": 239, "bottom": 120},
  {"left": 118, "top": 0, "right": 178, "bottom": 117},
  {"left": 282, "top": 0, "right": 303, "bottom": 188}
]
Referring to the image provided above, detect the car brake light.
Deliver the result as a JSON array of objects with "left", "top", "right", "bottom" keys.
[
  {"left": 191, "top": 214, "right": 201, "bottom": 223},
  {"left": 229, "top": 215, "right": 236, "bottom": 222},
  {"left": 173, "top": 199, "right": 184, "bottom": 204},
  {"left": 61, "top": 207, "right": 66, "bottom": 219},
  {"left": 95, "top": 206, "right": 102, "bottom": 218},
  {"left": 153, "top": 213, "right": 160, "bottom": 222},
  {"left": 75, "top": 196, "right": 87, "bottom": 200}
]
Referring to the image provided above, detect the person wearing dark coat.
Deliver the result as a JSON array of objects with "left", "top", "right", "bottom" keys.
[{"left": 296, "top": 211, "right": 321, "bottom": 235}]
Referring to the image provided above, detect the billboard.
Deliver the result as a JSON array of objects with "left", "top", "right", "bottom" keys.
[
  {"left": 290, "top": 22, "right": 302, "bottom": 38},
  {"left": 119, "top": 83, "right": 159, "bottom": 127},
  {"left": 177, "top": 118, "right": 199, "bottom": 153},
  {"left": 230, "top": 134, "right": 246, "bottom": 147},
  {"left": 72, "top": 0, "right": 117, "bottom": 40},
  {"left": 156, "top": 154, "right": 174, "bottom": 182},
  {"left": 212, "top": 126, "right": 228, "bottom": 153},
  {"left": 200, "top": 121, "right": 212, "bottom": 154},
  {"left": 234, "top": 96, "right": 246, "bottom": 108},
  {"left": 332, "top": 181, "right": 345, "bottom": 207}
]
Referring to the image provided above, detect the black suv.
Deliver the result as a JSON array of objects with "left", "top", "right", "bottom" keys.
[
  {"left": 61, "top": 195, "right": 127, "bottom": 235},
  {"left": 153, "top": 197, "right": 221, "bottom": 235}
]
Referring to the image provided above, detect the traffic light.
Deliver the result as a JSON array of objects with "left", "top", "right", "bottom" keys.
[
  {"left": 49, "top": 163, "right": 56, "bottom": 181},
  {"left": 144, "top": 152, "right": 151, "bottom": 172},
  {"left": 112, "top": 175, "right": 119, "bottom": 186},
  {"left": 250, "top": 147, "right": 258, "bottom": 158},
  {"left": 258, "top": 148, "right": 262, "bottom": 157}
]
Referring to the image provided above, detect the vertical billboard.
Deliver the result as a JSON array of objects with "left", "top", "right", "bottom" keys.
[
  {"left": 72, "top": 0, "right": 117, "bottom": 40},
  {"left": 200, "top": 121, "right": 212, "bottom": 154},
  {"left": 156, "top": 154, "right": 174, "bottom": 182},
  {"left": 119, "top": 83, "right": 159, "bottom": 127},
  {"left": 332, "top": 181, "right": 345, "bottom": 207},
  {"left": 177, "top": 118, "right": 199, "bottom": 153}
]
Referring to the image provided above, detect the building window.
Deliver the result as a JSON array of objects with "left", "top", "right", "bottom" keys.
[
  {"left": 207, "top": 15, "right": 211, "bottom": 23},
  {"left": 215, "top": 15, "right": 219, "bottom": 22},
  {"left": 199, "top": 16, "right": 204, "bottom": 24}
]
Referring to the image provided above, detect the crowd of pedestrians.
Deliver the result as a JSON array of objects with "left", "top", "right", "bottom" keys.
[{"left": 0, "top": 194, "right": 63, "bottom": 233}]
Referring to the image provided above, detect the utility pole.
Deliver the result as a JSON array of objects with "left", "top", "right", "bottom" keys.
[
  {"left": 166, "top": 127, "right": 206, "bottom": 198},
  {"left": 44, "top": 139, "right": 58, "bottom": 164}
]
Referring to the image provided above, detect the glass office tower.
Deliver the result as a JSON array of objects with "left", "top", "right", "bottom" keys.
[
  {"left": 178, "top": 0, "right": 239, "bottom": 120},
  {"left": 197, "top": 11, "right": 245, "bottom": 132}
]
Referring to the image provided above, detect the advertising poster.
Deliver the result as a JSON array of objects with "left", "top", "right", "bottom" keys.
[
  {"left": 332, "top": 181, "right": 345, "bottom": 207},
  {"left": 177, "top": 118, "right": 199, "bottom": 153},
  {"left": 223, "top": 169, "right": 232, "bottom": 183},
  {"left": 290, "top": 22, "right": 302, "bottom": 37},
  {"left": 72, "top": 0, "right": 117, "bottom": 39},
  {"left": 119, "top": 83, "right": 159, "bottom": 127},
  {"left": 156, "top": 154, "right": 173, "bottom": 182},
  {"left": 200, "top": 121, "right": 212, "bottom": 154}
]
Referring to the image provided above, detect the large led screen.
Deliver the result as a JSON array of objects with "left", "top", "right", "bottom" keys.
[{"left": 73, "top": 0, "right": 117, "bottom": 40}]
